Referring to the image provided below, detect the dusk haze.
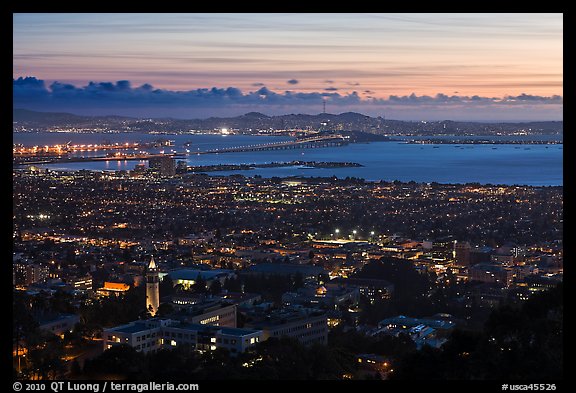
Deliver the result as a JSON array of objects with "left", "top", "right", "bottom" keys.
[{"left": 14, "top": 13, "right": 562, "bottom": 120}]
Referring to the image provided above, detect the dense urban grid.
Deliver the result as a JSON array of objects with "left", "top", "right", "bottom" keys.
[{"left": 13, "top": 164, "right": 562, "bottom": 380}]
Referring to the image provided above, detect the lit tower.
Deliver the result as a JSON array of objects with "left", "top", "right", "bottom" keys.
[{"left": 146, "top": 256, "right": 160, "bottom": 316}]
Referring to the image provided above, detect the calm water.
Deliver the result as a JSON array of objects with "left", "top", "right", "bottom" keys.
[{"left": 13, "top": 132, "right": 563, "bottom": 186}]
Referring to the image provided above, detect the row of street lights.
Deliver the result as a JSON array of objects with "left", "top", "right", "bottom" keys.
[{"left": 330, "top": 229, "right": 377, "bottom": 240}]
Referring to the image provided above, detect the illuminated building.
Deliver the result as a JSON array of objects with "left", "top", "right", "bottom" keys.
[
  {"left": 245, "top": 308, "right": 328, "bottom": 346},
  {"left": 169, "top": 293, "right": 237, "bottom": 328},
  {"left": 148, "top": 155, "right": 176, "bottom": 176},
  {"left": 281, "top": 282, "right": 359, "bottom": 308},
  {"left": 167, "top": 268, "right": 235, "bottom": 291},
  {"left": 67, "top": 275, "right": 93, "bottom": 291},
  {"left": 491, "top": 253, "right": 515, "bottom": 266},
  {"left": 132, "top": 163, "right": 147, "bottom": 175},
  {"left": 97, "top": 281, "right": 130, "bottom": 297},
  {"left": 356, "top": 354, "right": 392, "bottom": 378},
  {"left": 376, "top": 315, "right": 455, "bottom": 349},
  {"left": 102, "top": 318, "right": 262, "bottom": 354},
  {"left": 334, "top": 277, "right": 394, "bottom": 303},
  {"left": 146, "top": 256, "right": 160, "bottom": 316},
  {"left": 38, "top": 314, "right": 80, "bottom": 338},
  {"left": 190, "top": 303, "right": 237, "bottom": 327},
  {"left": 13, "top": 263, "right": 49, "bottom": 287},
  {"left": 468, "top": 263, "right": 513, "bottom": 287}
]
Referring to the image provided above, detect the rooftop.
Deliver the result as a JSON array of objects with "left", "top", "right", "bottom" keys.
[
  {"left": 112, "top": 322, "right": 156, "bottom": 334},
  {"left": 166, "top": 322, "right": 259, "bottom": 337},
  {"left": 168, "top": 268, "right": 233, "bottom": 281},
  {"left": 245, "top": 263, "right": 326, "bottom": 276},
  {"left": 379, "top": 315, "right": 455, "bottom": 330}
]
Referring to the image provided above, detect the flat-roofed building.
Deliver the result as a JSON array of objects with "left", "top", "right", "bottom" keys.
[
  {"left": 243, "top": 263, "right": 326, "bottom": 281},
  {"left": 167, "top": 268, "right": 235, "bottom": 291},
  {"left": 468, "top": 263, "right": 513, "bottom": 287},
  {"left": 334, "top": 277, "right": 394, "bottom": 303},
  {"left": 97, "top": 281, "right": 130, "bottom": 297},
  {"left": 168, "top": 293, "right": 238, "bottom": 328},
  {"left": 245, "top": 308, "right": 328, "bottom": 346},
  {"left": 376, "top": 314, "right": 456, "bottom": 349},
  {"left": 67, "top": 275, "right": 93, "bottom": 291},
  {"left": 102, "top": 318, "right": 262, "bottom": 355},
  {"left": 13, "top": 263, "right": 50, "bottom": 287},
  {"left": 38, "top": 314, "right": 80, "bottom": 337},
  {"left": 148, "top": 155, "right": 176, "bottom": 177}
]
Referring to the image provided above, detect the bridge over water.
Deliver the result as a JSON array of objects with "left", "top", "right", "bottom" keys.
[
  {"left": 13, "top": 135, "right": 350, "bottom": 166},
  {"left": 202, "top": 134, "right": 349, "bottom": 154}
]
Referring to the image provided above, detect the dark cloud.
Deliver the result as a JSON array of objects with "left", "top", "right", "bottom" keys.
[
  {"left": 251, "top": 82, "right": 265, "bottom": 87},
  {"left": 503, "top": 93, "right": 563, "bottom": 103},
  {"left": 12, "top": 77, "right": 563, "bottom": 120},
  {"left": 287, "top": 79, "right": 299, "bottom": 85},
  {"left": 13, "top": 76, "right": 49, "bottom": 98}
]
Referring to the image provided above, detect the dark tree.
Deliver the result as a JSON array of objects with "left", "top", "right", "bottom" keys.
[
  {"left": 192, "top": 274, "right": 207, "bottom": 294},
  {"left": 159, "top": 275, "right": 174, "bottom": 297},
  {"left": 209, "top": 280, "right": 222, "bottom": 295}
]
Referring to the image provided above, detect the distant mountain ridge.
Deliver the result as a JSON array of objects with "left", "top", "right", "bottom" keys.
[{"left": 13, "top": 108, "right": 563, "bottom": 135}]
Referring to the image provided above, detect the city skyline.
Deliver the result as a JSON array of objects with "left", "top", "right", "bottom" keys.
[
  {"left": 13, "top": 13, "right": 563, "bottom": 121},
  {"left": 12, "top": 12, "right": 563, "bottom": 385}
]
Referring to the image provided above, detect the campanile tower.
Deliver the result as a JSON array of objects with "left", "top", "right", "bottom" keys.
[{"left": 146, "top": 256, "right": 160, "bottom": 316}]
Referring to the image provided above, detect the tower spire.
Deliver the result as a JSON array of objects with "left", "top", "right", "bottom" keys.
[
  {"left": 148, "top": 255, "right": 157, "bottom": 270},
  {"left": 146, "top": 255, "right": 160, "bottom": 316}
]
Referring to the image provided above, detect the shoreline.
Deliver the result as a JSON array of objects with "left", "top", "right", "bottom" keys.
[
  {"left": 406, "top": 139, "right": 562, "bottom": 145},
  {"left": 185, "top": 161, "right": 363, "bottom": 173}
]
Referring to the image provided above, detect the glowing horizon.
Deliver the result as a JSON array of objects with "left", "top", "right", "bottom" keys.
[{"left": 13, "top": 13, "right": 563, "bottom": 120}]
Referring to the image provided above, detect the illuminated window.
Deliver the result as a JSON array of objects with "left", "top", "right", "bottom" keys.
[
  {"left": 171, "top": 340, "right": 177, "bottom": 346},
  {"left": 200, "top": 316, "right": 220, "bottom": 324},
  {"left": 210, "top": 337, "right": 216, "bottom": 343}
]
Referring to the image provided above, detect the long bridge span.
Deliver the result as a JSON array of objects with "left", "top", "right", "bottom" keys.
[
  {"left": 13, "top": 135, "right": 350, "bottom": 166},
  {"left": 203, "top": 134, "right": 349, "bottom": 154}
]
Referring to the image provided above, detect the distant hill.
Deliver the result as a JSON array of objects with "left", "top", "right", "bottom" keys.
[
  {"left": 13, "top": 108, "right": 563, "bottom": 136},
  {"left": 14, "top": 108, "right": 91, "bottom": 123},
  {"left": 13, "top": 109, "right": 134, "bottom": 127}
]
